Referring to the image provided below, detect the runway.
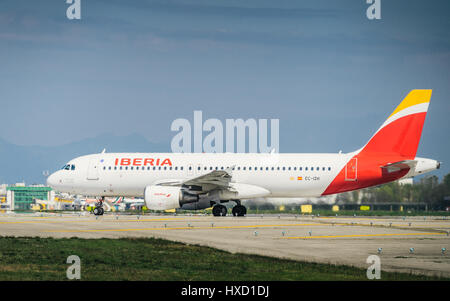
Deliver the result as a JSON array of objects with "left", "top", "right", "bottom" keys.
[{"left": 1, "top": 212, "right": 449, "bottom": 278}]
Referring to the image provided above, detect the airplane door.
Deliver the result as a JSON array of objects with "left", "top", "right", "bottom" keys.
[
  {"left": 87, "top": 157, "right": 100, "bottom": 180},
  {"left": 345, "top": 158, "right": 357, "bottom": 181}
]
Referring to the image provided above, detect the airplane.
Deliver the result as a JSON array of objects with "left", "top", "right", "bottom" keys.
[
  {"left": 110, "top": 196, "right": 145, "bottom": 211},
  {"left": 47, "top": 90, "right": 440, "bottom": 216}
]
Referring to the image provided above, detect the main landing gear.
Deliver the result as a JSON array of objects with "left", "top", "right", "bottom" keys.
[
  {"left": 212, "top": 201, "right": 247, "bottom": 217},
  {"left": 212, "top": 204, "right": 227, "bottom": 217},
  {"left": 232, "top": 204, "right": 247, "bottom": 217},
  {"left": 93, "top": 196, "right": 105, "bottom": 216}
]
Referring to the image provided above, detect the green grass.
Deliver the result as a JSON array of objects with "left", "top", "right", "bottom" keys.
[{"left": 0, "top": 237, "right": 447, "bottom": 281}]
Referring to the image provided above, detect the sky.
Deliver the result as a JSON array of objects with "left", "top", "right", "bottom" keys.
[{"left": 0, "top": 0, "right": 449, "bottom": 178}]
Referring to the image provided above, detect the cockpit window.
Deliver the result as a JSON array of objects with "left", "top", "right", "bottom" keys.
[{"left": 61, "top": 164, "right": 75, "bottom": 170}]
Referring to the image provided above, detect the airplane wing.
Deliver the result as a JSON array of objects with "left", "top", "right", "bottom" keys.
[
  {"left": 154, "top": 167, "right": 233, "bottom": 192},
  {"left": 381, "top": 160, "right": 417, "bottom": 176},
  {"left": 152, "top": 166, "right": 270, "bottom": 199},
  {"left": 183, "top": 169, "right": 232, "bottom": 188}
]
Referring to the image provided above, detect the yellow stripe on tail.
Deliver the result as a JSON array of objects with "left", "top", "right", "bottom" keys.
[{"left": 388, "top": 89, "right": 432, "bottom": 119}]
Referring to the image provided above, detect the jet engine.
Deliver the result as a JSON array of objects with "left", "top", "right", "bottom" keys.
[{"left": 144, "top": 185, "right": 198, "bottom": 210}]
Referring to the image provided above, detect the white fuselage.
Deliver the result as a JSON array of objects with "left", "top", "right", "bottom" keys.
[
  {"left": 47, "top": 152, "right": 438, "bottom": 200},
  {"left": 47, "top": 152, "right": 353, "bottom": 198}
]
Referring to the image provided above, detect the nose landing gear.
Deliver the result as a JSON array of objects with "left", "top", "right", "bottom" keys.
[{"left": 93, "top": 196, "right": 105, "bottom": 216}]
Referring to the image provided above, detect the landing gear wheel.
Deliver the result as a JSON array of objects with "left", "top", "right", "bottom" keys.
[
  {"left": 212, "top": 205, "right": 227, "bottom": 217},
  {"left": 93, "top": 197, "right": 105, "bottom": 216},
  {"left": 93, "top": 207, "right": 104, "bottom": 216},
  {"left": 232, "top": 205, "right": 247, "bottom": 217}
]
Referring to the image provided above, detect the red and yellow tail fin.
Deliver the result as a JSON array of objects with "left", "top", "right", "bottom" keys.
[{"left": 361, "top": 89, "right": 432, "bottom": 159}]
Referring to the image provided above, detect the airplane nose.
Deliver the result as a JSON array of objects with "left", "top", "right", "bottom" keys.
[{"left": 46, "top": 173, "right": 58, "bottom": 188}]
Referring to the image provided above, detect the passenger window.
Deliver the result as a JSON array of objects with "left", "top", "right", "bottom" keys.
[
  {"left": 189, "top": 166, "right": 192, "bottom": 170},
  {"left": 108, "top": 166, "right": 111, "bottom": 170},
  {"left": 328, "top": 167, "right": 331, "bottom": 171},
  {"left": 271, "top": 167, "right": 274, "bottom": 170},
  {"left": 305, "top": 167, "right": 308, "bottom": 171},
  {"left": 130, "top": 167, "right": 134, "bottom": 170},
  {"left": 125, "top": 167, "right": 128, "bottom": 170},
  {"left": 175, "top": 167, "right": 178, "bottom": 170},
  {"left": 114, "top": 167, "right": 117, "bottom": 170},
  {"left": 103, "top": 166, "right": 106, "bottom": 170},
  {"left": 180, "top": 167, "right": 184, "bottom": 170},
  {"left": 288, "top": 167, "right": 291, "bottom": 171},
  {"left": 299, "top": 167, "right": 302, "bottom": 171},
  {"left": 120, "top": 166, "right": 123, "bottom": 170},
  {"left": 249, "top": 167, "right": 252, "bottom": 171},
  {"left": 322, "top": 167, "right": 325, "bottom": 171},
  {"left": 294, "top": 167, "right": 297, "bottom": 171},
  {"left": 71, "top": 165, "right": 75, "bottom": 170}
]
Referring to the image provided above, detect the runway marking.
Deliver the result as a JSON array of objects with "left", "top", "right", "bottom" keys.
[
  {"left": 317, "top": 217, "right": 450, "bottom": 223},
  {"left": 0, "top": 217, "right": 198, "bottom": 224},
  {"left": 318, "top": 221, "right": 450, "bottom": 229},
  {"left": 43, "top": 223, "right": 336, "bottom": 233},
  {"left": 281, "top": 232, "right": 447, "bottom": 240}
]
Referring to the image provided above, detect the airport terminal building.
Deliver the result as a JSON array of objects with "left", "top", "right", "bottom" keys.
[{"left": 6, "top": 186, "right": 54, "bottom": 210}]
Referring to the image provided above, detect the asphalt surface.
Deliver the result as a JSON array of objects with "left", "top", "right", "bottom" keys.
[{"left": 1, "top": 212, "right": 449, "bottom": 278}]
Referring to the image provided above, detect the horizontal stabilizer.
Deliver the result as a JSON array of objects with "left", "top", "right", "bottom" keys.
[{"left": 381, "top": 160, "right": 417, "bottom": 174}]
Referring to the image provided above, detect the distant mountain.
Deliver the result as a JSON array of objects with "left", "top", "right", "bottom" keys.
[{"left": 0, "top": 133, "right": 169, "bottom": 184}]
